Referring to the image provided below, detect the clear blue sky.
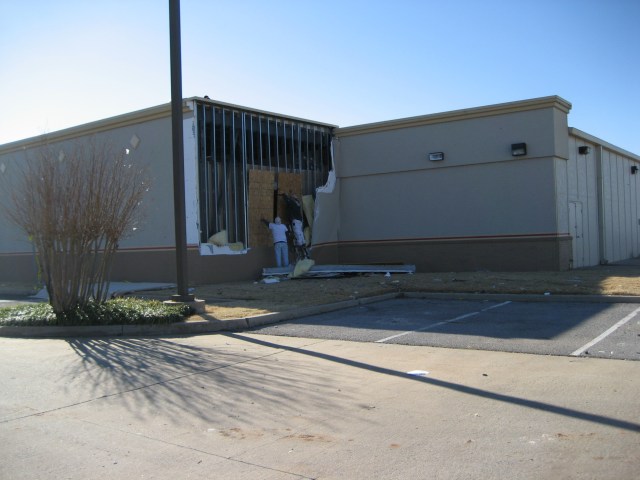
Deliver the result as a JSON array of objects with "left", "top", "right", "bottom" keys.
[{"left": 1, "top": 0, "right": 638, "bottom": 154}]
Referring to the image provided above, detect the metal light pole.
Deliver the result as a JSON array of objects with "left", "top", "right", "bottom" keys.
[{"left": 169, "top": 0, "right": 193, "bottom": 302}]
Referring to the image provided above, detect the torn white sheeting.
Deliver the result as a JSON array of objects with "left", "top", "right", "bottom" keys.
[
  {"left": 261, "top": 277, "right": 280, "bottom": 284},
  {"left": 291, "top": 259, "right": 315, "bottom": 278},
  {"left": 311, "top": 168, "right": 339, "bottom": 247},
  {"left": 316, "top": 169, "right": 336, "bottom": 194},
  {"left": 199, "top": 243, "right": 248, "bottom": 255}
]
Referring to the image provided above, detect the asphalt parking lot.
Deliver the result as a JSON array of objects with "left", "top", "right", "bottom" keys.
[
  {"left": 250, "top": 298, "right": 640, "bottom": 361},
  {"left": 2, "top": 295, "right": 640, "bottom": 479}
]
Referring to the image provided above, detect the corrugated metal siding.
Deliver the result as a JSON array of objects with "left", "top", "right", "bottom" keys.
[
  {"left": 601, "top": 148, "right": 640, "bottom": 262},
  {"left": 567, "top": 129, "right": 640, "bottom": 267},
  {"left": 566, "top": 136, "right": 599, "bottom": 267}
]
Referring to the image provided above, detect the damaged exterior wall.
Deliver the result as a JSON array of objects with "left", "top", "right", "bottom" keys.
[
  {"left": 276, "top": 172, "right": 304, "bottom": 221},
  {"left": 0, "top": 98, "right": 334, "bottom": 284},
  {"left": 194, "top": 98, "right": 333, "bottom": 252},
  {"left": 2, "top": 95, "right": 638, "bottom": 283},
  {"left": 247, "top": 169, "right": 304, "bottom": 248},
  {"left": 311, "top": 170, "right": 340, "bottom": 263},
  {"left": 248, "top": 169, "right": 276, "bottom": 248}
]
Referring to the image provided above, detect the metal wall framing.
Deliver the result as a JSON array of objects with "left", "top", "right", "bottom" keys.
[{"left": 196, "top": 100, "right": 332, "bottom": 245}]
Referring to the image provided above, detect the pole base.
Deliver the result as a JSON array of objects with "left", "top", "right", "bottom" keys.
[
  {"left": 171, "top": 293, "right": 195, "bottom": 303},
  {"left": 164, "top": 296, "right": 206, "bottom": 314}
]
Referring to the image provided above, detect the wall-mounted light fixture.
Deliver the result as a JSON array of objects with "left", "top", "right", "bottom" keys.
[
  {"left": 511, "top": 143, "right": 527, "bottom": 156},
  {"left": 632, "top": 166, "right": 638, "bottom": 175},
  {"left": 578, "top": 146, "right": 591, "bottom": 155},
  {"left": 428, "top": 152, "right": 444, "bottom": 161}
]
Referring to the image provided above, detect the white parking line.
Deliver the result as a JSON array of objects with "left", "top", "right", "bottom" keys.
[
  {"left": 375, "top": 301, "right": 511, "bottom": 343},
  {"left": 570, "top": 305, "right": 640, "bottom": 356}
]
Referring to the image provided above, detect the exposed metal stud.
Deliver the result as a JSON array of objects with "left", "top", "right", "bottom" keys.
[
  {"left": 267, "top": 119, "right": 272, "bottom": 170},
  {"left": 231, "top": 112, "right": 238, "bottom": 241},
  {"left": 196, "top": 104, "right": 208, "bottom": 242},
  {"left": 194, "top": 99, "right": 332, "bottom": 246},
  {"left": 258, "top": 117, "right": 263, "bottom": 169},
  {"left": 222, "top": 109, "right": 229, "bottom": 234},
  {"left": 275, "top": 120, "right": 279, "bottom": 172},
  {"left": 212, "top": 108, "right": 219, "bottom": 233},
  {"left": 283, "top": 121, "right": 288, "bottom": 172},
  {"left": 242, "top": 113, "right": 249, "bottom": 247}
]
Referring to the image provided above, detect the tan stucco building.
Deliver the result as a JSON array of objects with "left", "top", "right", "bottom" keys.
[
  {"left": 1, "top": 96, "right": 638, "bottom": 284},
  {"left": 313, "top": 96, "right": 640, "bottom": 272}
]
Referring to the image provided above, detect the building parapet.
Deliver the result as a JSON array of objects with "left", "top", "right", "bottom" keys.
[{"left": 335, "top": 95, "right": 572, "bottom": 137}]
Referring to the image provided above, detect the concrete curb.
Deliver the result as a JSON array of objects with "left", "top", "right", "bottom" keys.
[
  {"left": 1, "top": 291, "right": 639, "bottom": 339},
  {"left": 244, "top": 292, "right": 398, "bottom": 329},
  {"left": 402, "top": 291, "right": 640, "bottom": 303},
  {"left": 0, "top": 293, "right": 398, "bottom": 339},
  {"left": 0, "top": 318, "right": 252, "bottom": 339}
]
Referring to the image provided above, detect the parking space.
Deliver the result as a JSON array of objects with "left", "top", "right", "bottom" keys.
[{"left": 250, "top": 298, "right": 640, "bottom": 360}]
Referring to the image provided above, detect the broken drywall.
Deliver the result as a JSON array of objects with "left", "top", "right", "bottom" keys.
[{"left": 311, "top": 169, "right": 340, "bottom": 247}]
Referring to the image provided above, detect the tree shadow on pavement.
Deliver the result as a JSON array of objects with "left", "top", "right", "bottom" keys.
[
  {"left": 65, "top": 336, "right": 354, "bottom": 428},
  {"left": 227, "top": 333, "right": 640, "bottom": 433}
]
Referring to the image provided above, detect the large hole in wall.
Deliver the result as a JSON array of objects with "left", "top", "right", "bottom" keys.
[{"left": 248, "top": 169, "right": 304, "bottom": 248}]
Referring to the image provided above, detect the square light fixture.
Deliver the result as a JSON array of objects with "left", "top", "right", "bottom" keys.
[
  {"left": 511, "top": 143, "right": 527, "bottom": 156},
  {"left": 428, "top": 152, "right": 444, "bottom": 161},
  {"left": 578, "top": 146, "right": 591, "bottom": 155}
]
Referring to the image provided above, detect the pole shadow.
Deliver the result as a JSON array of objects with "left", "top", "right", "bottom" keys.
[{"left": 228, "top": 332, "right": 640, "bottom": 433}]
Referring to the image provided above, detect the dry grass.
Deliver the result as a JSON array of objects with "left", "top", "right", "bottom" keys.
[
  {"left": 174, "top": 265, "right": 640, "bottom": 320},
  {"left": 5, "top": 264, "right": 639, "bottom": 322}
]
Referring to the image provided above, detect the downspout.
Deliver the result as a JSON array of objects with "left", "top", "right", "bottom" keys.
[{"left": 596, "top": 145, "right": 607, "bottom": 264}]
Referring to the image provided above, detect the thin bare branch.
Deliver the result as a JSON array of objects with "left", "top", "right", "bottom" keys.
[{"left": 2, "top": 138, "right": 150, "bottom": 313}]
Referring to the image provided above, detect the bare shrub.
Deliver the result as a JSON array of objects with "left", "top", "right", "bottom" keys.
[{"left": 3, "top": 138, "right": 150, "bottom": 314}]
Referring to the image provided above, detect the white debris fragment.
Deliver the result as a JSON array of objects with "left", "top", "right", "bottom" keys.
[{"left": 406, "top": 370, "right": 429, "bottom": 377}]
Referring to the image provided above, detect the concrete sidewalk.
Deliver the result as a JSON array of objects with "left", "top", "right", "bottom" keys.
[{"left": 1, "top": 332, "right": 638, "bottom": 479}]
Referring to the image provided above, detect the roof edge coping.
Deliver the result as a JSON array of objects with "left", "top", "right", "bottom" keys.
[
  {"left": 569, "top": 127, "right": 640, "bottom": 161},
  {"left": 335, "top": 95, "right": 572, "bottom": 137},
  {"left": 0, "top": 102, "right": 185, "bottom": 155}
]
